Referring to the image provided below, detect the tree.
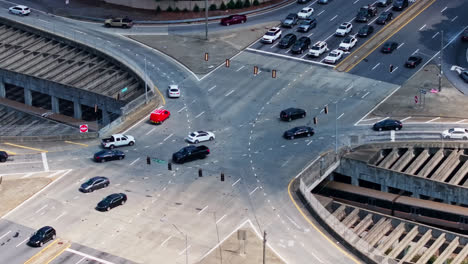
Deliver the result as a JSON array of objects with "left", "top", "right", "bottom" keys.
[
  {"left": 166, "top": 6, "right": 173, "bottom": 12},
  {"left": 243, "top": 0, "right": 251, "bottom": 8},
  {"left": 235, "top": 0, "right": 243, "bottom": 8},
  {"left": 156, "top": 6, "right": 161, "bottom": 13},
  {"left": 193, "top": 4, "right": 200, "bottom": 12},
  {"left": 227, "top": 0, "right": 236, "bottom": 9},
  {"left": 174, "top": 7, "right": 180, "bottom": 12},
  {"left": 220, "top": 2, "right": 227, "bottom": 10},
  {"left": 209, "top": 4, "right": 217, "bottom": 11},
  {"left": 253, "top": 0, "right": 260, "bottom": 6},
  {"left": 182, "top": 8, "right": 188, "bottom": 12}
]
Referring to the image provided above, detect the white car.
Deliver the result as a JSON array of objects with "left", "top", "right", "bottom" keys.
[
  {"left": 335, "top": 22, "right": 353, "bottom": 36},
  {"left": 261, "top": 27, "right": 282, "bottom": 43},
  {"left": 168, "top": 85, "right": 180, "bottom": 98},
  {"left": 324, "top": 49, "right": 344, "bottom": 64},
  {"left": 186, "top": 131, "right": 215, "bottom": 143},
  {"left": 9, "top": 5, "right": 30, "bottom": 16},
  {"left": 441, "top": 128, "right": 468, "bottom": 139},
  {"left": 339, "top": 36, "right": 357, "bottom": 51},
  {"left": 308, "top": 41, "right": 328, "bottom": 57},
  {"left": 297, "top": 7, "right": 314, "bottom": 19}
]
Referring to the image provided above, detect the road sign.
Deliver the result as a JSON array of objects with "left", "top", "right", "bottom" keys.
[
  {"left": 414, "top": 96, "right": 418, "bottom": 104},
  {"left": 121, "top": 87, "right": 128, "bottom": 93},
  {"left": 79, "top": 124, "right": 88, "bottom": 133},
  {"left": 420, "top": 89, "right": 426, "bottom": 94}
]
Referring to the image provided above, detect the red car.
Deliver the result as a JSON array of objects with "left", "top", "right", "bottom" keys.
[
  {"left": 150, "top": 109, "right": 170, "bottom": 124},
  {"left": 220, "top": 15, "right": 247, "bottom": 26}
]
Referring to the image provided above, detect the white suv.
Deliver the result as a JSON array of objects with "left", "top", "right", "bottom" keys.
[
  {"left": 335, "top": 22, "right": 353, "bottom": 36},
  {"left": 261, "top": 27, "right": 282, "bottom": 43},
  {"left": 9, "top": 5, "right": 30, "bottom": 16},
  {"left": 308, "top": 41, "right": 328, "bottom": 57}
]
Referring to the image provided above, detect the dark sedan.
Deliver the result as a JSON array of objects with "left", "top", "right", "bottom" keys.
[
  {"left": 376, "top": 12, "right": 393, "bottom": 25},
  {"left": 462, "top": 29, "right": 468, "bottom": 41},
  {"left": 79, "top": 176, "right": 110, "bottom": 193},
  {"left": 278, "top": 33, "right": 297, "bottom": 48},
  {"left": 96, "top": 193, "right": 127, "bottom": 211},
  {"left": 291, "top": 36, "right": 311, "bottom": 54},
  {"left": 381, "top": 41, "right": 398, "bottom": 53},
  {"left": 297, "top": 18, "right": 316, "bottom": 32},
  {"left": 283, "top": 126, "right": 314, "bottom": 139},
  {"left": 405, "top": 56, "right": 422, "bottom": 68},
  {"left": 220, "top": 14, "right": 246, "bottom": 26},
  {"left": 0, "top": 151, "right": 7, "bottom": 162},
  {"left": 460, "top": 71, "right": 468, "bottom": 83},
  {"left": 373, "top": 119, "right": 402, "bottom": 131},
  {"left": 93, "top": 150, "right": 125, "bottom": 163},
  {"left": 28, "top": 226, "right": 56, "bottom": 247},
  {"left": 357, "top": 25, "right": 374, "bottom": 37}
]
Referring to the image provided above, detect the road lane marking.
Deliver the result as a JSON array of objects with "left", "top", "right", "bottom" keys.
[
  {"left": 456, "top": 119, "right": 466, "bottom": 123},
  {"left": 198, "top": 205, "right": 208, "bottom": 215},
  {"left": 16, "top": 237, "right": 29, "bottom": 247},
  {"left": 130, "top": 157, "right": 140, "bottom": 166},
  {"left": 390, "top": 66, "right": 398, "bottom": 73},
  {"left": 236, "top": 65, "right": 245, "bottom": 71},
  {"left": 54, "top": 212, "right": 66, "bottom": 222},
  {"left": 441, "top": 6, "right": 447, "bottom": 12},
  {"left": 178, "top": 245, "right": 191, "bottom": 255},
  {"left": 391, "top": 130, "right": 395, "bottom": 142},
  {"left": 307, "top": 140, "right": 313, "bottom": 146},
  {"left": 66, "top": 248, "right": 116, "bottom": 264},
  {"left": 163, "top": 133, "right": 174, "bottom": 141},
  {"left": 21, "top": 173, "right": 34, "bottom": 178},
  {"left": 286, "top": 215, "right": 302, "bottom": 230},
  {"left": 35, "top": 204, "right": 48, "bottom": 214},
  {"left": 160, "top": 235, "right": 172, "bottom": 247},
  {"left": 361, "top": 92, "right": 370, "bottom": 98},
  {"left": 451, "top": 16, "right": 458, "bottom": 22},
  {"left": 353, "top": 0, "right": 359, "bottom": 3},
  {"left": 425, "top": 117, "right": 440, "bottom": 123},
  {"left": 246, "top": 48, "right": 334, "bottom": 68},
  {"left": 400, "top": 116, "right": 412, "bottom": 122},
  {"left": 397, "top": 42, "right": 405, "bottom": 49},
  {"left": 178, "top": 106, "right": 187, "bottom": 113},
  {"left": 195, "top": 111, "right": 205, "bottom": 118},
  {"left": 45, "top": 242, "right": 71, "bottom": 264},
  {"left": 145, "top": 127, "right": 156, "bottom": 135},
  {"left": 225, "top": 90, "right": 235, "bottom": 97},
  {"left": 345, "top": 84, "right": 353, "bottom": 92},
  {"left": 208, "top": 85, "right": 216, "bottom": 91},
  {"left": 4, "top": 142, "right": 48, "bottom": 152},
  {"left": 42, "top": 152, "right": 49, "bottom": 172},
  {"left": 216, "top": 214, "right": 227, "bottom": 224},
  {"left": 419, "top": 24, "right": 426, "bottom": 31},
  {"left": 75, "top": 256, "right": 86, "bottom": 264},
  {"left": 232, "top": 178, "right": 241, "bottom": 186},
  {"left": 330, "top": 15, "right": 337, "bottom": 21},
  {"left": 47, "top": 170, "right": 65, "bottom": 178},
  {"left": 371, "top": 63, "right": 380, "bottom": 70},
  {"left": 249, "top": 187, "right": 259, "bottom": 195},
  {"left": 337, "top": 113, "right": 344, "bottom": 119},
  {"left": 412, "top": 48, "right": 419, "bottom": 55},
  {"left": 432, "top": 32, "right": 440, "bottom": 39},
  {"left": 307, "top": 32, "right": 314, "bottom": 37},
  {"left": 64, "top": 141, "right": 88, "bottom": 147},
  {"left": 0, "top": 230, "right": 11, "bottom": 240}
]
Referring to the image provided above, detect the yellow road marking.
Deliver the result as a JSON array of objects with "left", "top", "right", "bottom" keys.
[
  {"left": 287, "top": 178, "right": 361, "bottom": 264},
  {"left": 64, "top": 141, "right": 88, "bottom": 147},
  {"left": 45, "top": 242, "right": 71, "bottom": 264},
  {"left": 24, "top": 239, "right": 59, "bottom": 264},
  {"left": 155, "top": 84, "right": 166, "bottom": 105},
  {"left": 0, "top": 149, "right": 17, "bottom": 155},
  {"left": 4, "top": 143, "right": 48, "bottom": 153}
]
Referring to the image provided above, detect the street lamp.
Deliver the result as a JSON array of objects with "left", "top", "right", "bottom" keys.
[
  {"left": 144, "top": 56, "right": 148, "bottom": 104},
  {"left": 438, "top": 30, "right": 443, "bottom": 92},
  {"left": 172, "top": 224, "right": 188, "bottom": 264}
]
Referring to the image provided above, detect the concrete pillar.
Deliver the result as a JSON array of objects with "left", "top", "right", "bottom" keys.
[
  {"left": 351, "top": 176, "right": 359, "bottom": 186},
  {"left": 24, "top": 88, "right": 32, "bottom": 105},
  {"left": 0, "top": 81, "right": 5, "bottom": 98},
  {"left": 102, "top": 107, "right": 110, "bottom": 125},
  {"left": 381, "top": 185, "right": 388, "bottom": 192},
  {"left": 51, "top": 96, "right": 59, "bottom": 113},
  {"left": 73, "top": 98, "right": 82, "bottom": 119}
]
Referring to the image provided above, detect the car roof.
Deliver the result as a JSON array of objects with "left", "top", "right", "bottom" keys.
[
  {"left": 90, "top": 176, "right": 108, "bottom": 181},
  {"left": 107, "top": 193, "right": 123, "bottom": 199},
  {"left": 38, "top": 226, "right": 53, "bottom": 232},
  {"left": 152, "top": 109, "right": 168, "bottom": 114},
  {"left": 451, "top": 128, "right": 468, "bottom": 132},
  {"left": 169, "top": 84, "right": 178, "bottom": 89},
  {"left": 268, "top": 27, "right": 280, "bottom": 32},
  {"left": 301, "top": 7, "right": 312, "bottom": 11},
  {"left": 341, "top": 22, "right": 351, "bottom": 26},
  {"left": 15, "top": 5, "right": 29, "bottom": 8}
]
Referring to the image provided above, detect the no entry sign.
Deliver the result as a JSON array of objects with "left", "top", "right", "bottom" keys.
[{"left": 80, "top": 124, "right": 88, "bottom": 133}]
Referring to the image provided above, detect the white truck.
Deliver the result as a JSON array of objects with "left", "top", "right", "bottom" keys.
[{"left": 101, "top": 134, "right": 135, "bottom": 149}]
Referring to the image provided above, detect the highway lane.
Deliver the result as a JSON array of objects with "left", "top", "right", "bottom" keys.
[{"left": 349, "top": 0, "right": 468, "bottom": 85}]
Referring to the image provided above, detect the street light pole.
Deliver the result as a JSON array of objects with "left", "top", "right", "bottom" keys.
[
  {"left": 172, "top": 224, "right": 188, "bottom": 264},
  {"left": 335, "top": 102, "right": 338, "bottom": 153},
  {"left": 262, "top": 230, "right": 267, "bottom": 264},
  {"left": 205, "top": 0, "right": 208, "bottom": 40},
  {"left": 144, "top": 56, "right": 148, "bottom": 104},
  {"left": 439, "top": 30, "right": 443, "bottom": 92}
]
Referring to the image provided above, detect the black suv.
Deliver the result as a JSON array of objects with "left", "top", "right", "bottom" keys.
[
  {"left": 280, "top": 108, "right": 306, "bottom": 121},
  {"left": 79, "top": 176, "right": 110, "bottom": 193},
  {"left": 376, "top": 12, "right": 393, "bottom": 25},
  {"left": 355, "top": 5, "right": 377, "bottom": 22},
  {"left": 96, "top": 193, "right": 127, "bottom": 211},
  {"left": 373, "top": 119, "right": 402, "bottom": 131},
  {"left": 0, "top": 151, "right": 7, "bottom": 162},
  {"left": 291, "top": 36, "right": 311, "bottom": 54},
  {"left": 393, "top": 0, "right": 408, "bottom": 11},
  {"left": 283, "top": 126, "right": 315, "bottom": 139},
  {"left": 279, "top": 34, "right": 297, "bottom": 48},
  {"left": 28, "top": 226, "right": 56, "bottom": 247},
  {"left": 358, "top": 25, "right": 374, "bottom": 37}
]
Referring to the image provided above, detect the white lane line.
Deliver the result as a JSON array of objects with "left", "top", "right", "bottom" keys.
[
  {"left": 455, "top": 119, "right": 466, "bottom": 123},
  {"left": 198, "top": 205, "right": 208, "bottom": 215},
  {"left": 432, "top": 32, "right": 440, "bottom": 39},
  {"left": 246, "top": 48, "right": 334, "bottom": 68},
  {"left": 337, "top": 113, "right": 344, "bottom": 120},
  {"left": 311, "top": 251, "right": 325, "bottom": 263},
  {"left": 425, "top": 117, "right": 440, "bottom": 123},
  {"left": 160, "top": 235, "right": 172, "bottom": 247},
  {"left": 39, "top": 19, "right": 50, "bottom": 23},
  {"left": 419, "top": 24, "right": 426, "bottom": 31},
  {"left": 0, "top": 161, "right": 41, "bottom": 166},
  {"left": 21, "top": 173, "right": 34, "bottom": 179},
  {"left": 42, "top": 152, "right": 49, "bottom": 172},
  {"left": 178, "top": 106, "right": 187, "bottom": 113},
  {"left": 225, "top": 90, "right": 235, "bottom": 97},
  {"left": 307, "top": 140, "right": 313, "bottom": 146},
  {"left": 400, "top": 116, "right": 412, "bottom": 122},
  {"left": 16, "top": 237, "right": 29, "bottom": 247},
  {"left": 145, "top": 127, "right": 156, "bottom": 135},
  {"left": 330, "top": 15, "right": 338, "bottom": 21},
  {"left": 130, "top": 157, "right": 140, "bottom": 166},
  {"left": 75, "top": 256, "right": 87, "bottom": 264},
  {"left": 54, "top": 212, "right": 66, "bottom": 222},
  {"left": 361, "top": 92, "right": 370, "bottom": 98},
  {"left": 178, "top": 245, "right": 192, "bottom": 255},
  {"left": 249, "top": 187, "right": 259, "bottom": 196},
  {"left": 317, "top": 10, "right": 325, "bottom": 16},
  {"left": 451, "top": 16, "right": 458, "bottom": 22},
  {"left": 236, "top": 65, "right": 245, "bottom": 71},
  {"left": 163, "top": 133, "right": 174, "bottom": 141},
  {"left": 66, "top": 248, "right": 116, "bottom": 264},
  {"left": 377, "top": 117, "right": 389, "bottom": 123},
  {"left": 361, "top": 117, "right": 380, "bottom": 122},
  {"left": 216, "top": 214, "right": 227, "bottom": 224},
  {"left": 441, "top": 6, "right": 447, "bottom": 12},
  {"left": 0, "top": 231, "right": 11, "bottom": 240},
  {"left": 391, "top": 130, "right": 395, "bottom": 142},
  {"left": 307, "top": 32, "right": 314, "bottom": 37},
  {"left": 397, "top": 43, "right": 405, "bottom": 49},
  {"left": 195, "top": 111, "right": 205, "bottom": 118},
  {"left": 353, "top": 0, "right": 359, "bottom": 3},
  {"left": 345, "top": 84, "right": 353, "bottom": 92},
  {"left": 412, "top": 48, "right": 419, "bottom": 55},
  {"left": 390, "top": 66, "right": 398, "bottom": 73},
  {"left": 46, "top": 170, "right": 65, "bottom": 179},
  {"left": 371, "top": 63, "right": 380, "bottom": 70},
  {"left": 208, "top": 85, "right": 216, "bottom": 91},
  {"left": 286, "top": 215, "right": 302, "bottom": 230},
  {"left": 232, "top": 178, "right": 241, "bottom": 186},
  {"left": 35, "top": 204, "right": 48, "bottom": 214},
  {"left": 271, "top": 43, "right": 279, "bottom": 48}
]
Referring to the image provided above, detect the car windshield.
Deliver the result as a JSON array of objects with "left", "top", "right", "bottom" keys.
[
  {"left": 343, "top": 38, "right": 351, "bottom": 43},
  {"left": 300, "top": 10, "right": 307, "bottom": 13},
  {"left": 339, "top": 25, "right": 346, "bottom": 30},
  {"left": 330, "top": 52, "right": 339, "bottom": 57},
  {"left": 300, "top": 21, "right": 310, "bottom": 25},
  {"left": 84, "top": 179, "right": 95, "bottom": 185},
  {"left": 311, "top": 46, "right": 320, "bottom": 50},
  {"left": 379, "top": 14, "right": 387, "bottom": 18},
  {"left": 448, "top": 128, "right": 455, "bottom": 133},
  {"left": 170, "top": 88, "right": 178, "bottom": 92},
  {"left": 190, "top": 133, "right": 196, "bottom": 137}
]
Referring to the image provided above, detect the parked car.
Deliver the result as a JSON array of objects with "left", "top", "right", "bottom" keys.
[
  {"left": 373, "top": 119, "right": 402, "bottom": 131},
  {"left": 377, "top": 0, "right": 392, "bottom": 7},
  {"left": 168, "top": 84, "right": 180, "bottom": 98},
  {"left": 298, "top": 7, "right": 314, "bottom": 19},
  {"left": 278, "top": 33, "right": 297, "bottom": 48},
  {"left": 317, "top": 0, "right": 330, "bottom": 4},
  {"left": 96, "top": 193, "right": 127, "bottom": 211},
  {"left": 28, "top": 226, "right": 56, "bottom": 247},
  {"left": 308, "top": 41, "right": 328, "bottom": 57},
  {"left": 101, "top": 134, "right": 135, "bottom": 149},
  {"left": 335, "top": 22, "right": 353, "bottom": 36},
  {"left": 323, "top": 49, "right": 344, "bottom": 64},
  {"left": 460, "top": 71, "right": 468, "bottom": 83},
  {"left": 442, "top": 128, "right": 468, "bottom": 139},
  {"left": 358, "top": 25, "right": 374, "bottom": 37},
  {"left": 393, "top": 0, "right": 408, "bottom": 11},
  {"left": 150, "top": 109, "right": 170, "bottom": 124},
  {"left": 297, "top": 0, "right": 311, "bottom": 3},
  {"left": 291, "top": 36, "right": 311, "bottom": 54},
  {"left": 93, "top": 150, "right": 125, "bottom": 163},
  {"left": 80, "top": 176, "right": 110, "bottom": 193},
  {"left": 376, "top": 12, "right": 393, "bottom": 25},
  {"left": 462, "top": 29, "right": 468, "bottom": 41},
  {"left": 405, "top": 56, "right": 422, "bottom": 68},
  {"left": 172, "top": 145, "right": 210, "bottom": 164},
  {"left": 186, "top": 131, "right": 215, "bottom": 143},
  {"left": 220, "top": 14, "right": 247, "bottom": 26},
  {"left": 0, "top": 151, "right": 7, "bottom": 162},
  {"left": 261, "top": 27, "right": 282, "bottom": 43},
  {"left": 280, "top": 108, "right": 306, "bottom": 121},
  {"left": 8, "top": 5, "right": 30, "bottom": 16},
  {"left": 297, "top": 18, "right": 317, "bottom": 32},
  {"left": 283, "top": 126, "right": 315, "bottom": 139},
  {"left": 339, "top": 36, "right": 357, "bottom": 51},
  {"left": 104, "top": 17, "right": 133, "bottom": 28},
  {"left": 381, "top": 41, "right": 398, "bottom": 53},
  {"left": 282, "top": 13, "right": 299, "bottom": 27},
  {"left": 355, "top": 5, "right": 377, "bottom": 22}
]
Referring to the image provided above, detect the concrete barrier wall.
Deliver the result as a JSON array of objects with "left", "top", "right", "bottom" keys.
[
  {"left": 102, "top": 0, "right": 271, "bottom": 10},
  {"left": 0, "top": 132, "right": 98, "bottom": 142}
]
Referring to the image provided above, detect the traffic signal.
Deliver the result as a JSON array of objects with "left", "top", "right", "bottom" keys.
[
  {"left": 168, "top": 162, "right": 172, "bottom": 171},
  {"left": 147, "top": 156, "right": 151, "bottom": 165},
  {"left": 221, "top": 173, "right": 225, "bottom": 181},
  {"left": 313, "top": 117, "right": 318, "bottom": 124},
  {"left": 272, "top": 70, "right": 277, "bottom": 78},
  {"left": 324, "top": 106, "right": 328, "bottom": 114},
  {"left": 254, "top": 66, "right": 259, "bottom": 75},
  {"left": 225, "top": 59, "right": 230, "bottom": 67},
  {"left": 199, "top": 168, "right": 203, "bottom": 177},
  {"left": 94, "top": 104, "right": 98, "bottom": 113},
  {"left": 204, "top": 53, "right": 209, "bottom": 61}
]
